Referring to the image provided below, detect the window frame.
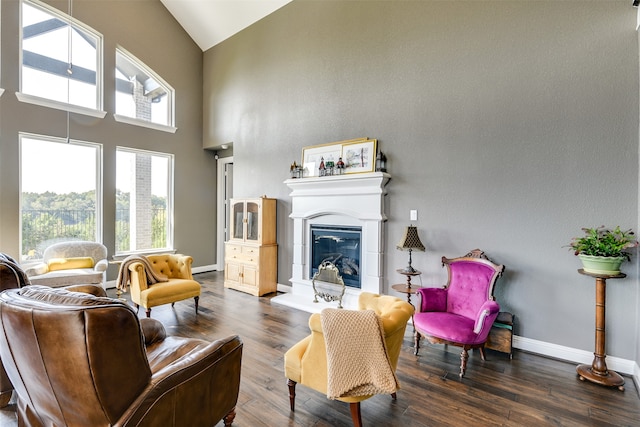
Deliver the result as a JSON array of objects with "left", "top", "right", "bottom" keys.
[
  {"left": 0, "top": 3, "right": 3, "bottom": 98},
  {"left": 114, "top": 46, "right": 177, "bottom": 133},
  {"left": 115, "top": 146, "right": 175, "bottom": 256},
  {"left": 17, "top": 0, "right": 106, "bottom": 118},
  {"left": 19, "top": 132, "right": 103, "bottom": 261}
]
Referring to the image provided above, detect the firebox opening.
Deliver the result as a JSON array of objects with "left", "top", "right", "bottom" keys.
[{"left": 310, "top": 225, "right": 361, "bottom": 288}]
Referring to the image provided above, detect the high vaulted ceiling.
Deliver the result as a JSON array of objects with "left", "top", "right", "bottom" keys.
[{"left": 160, "top": 0, "right": 292, "bottom": 51}]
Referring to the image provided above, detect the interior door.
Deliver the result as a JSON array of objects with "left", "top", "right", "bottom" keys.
[{"left": 217, "top": 157, "right": 234, "bottom": 270}]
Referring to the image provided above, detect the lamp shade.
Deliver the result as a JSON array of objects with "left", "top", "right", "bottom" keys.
[{"left": 396, "top": 226, "right": 425, "bottom": 251}]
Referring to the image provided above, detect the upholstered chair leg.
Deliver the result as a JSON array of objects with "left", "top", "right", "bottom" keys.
[
  {"left": 349, "top": 402, "right": 363, "bottom": 427},
  {"left": 194, "top": 296, "right": 199, "bottom": 314},
  {"left": 146, "top": 308, "right": 151, "bottom": 318},
  {"left": 459, "top": 347, "right": 469, "bottom": 378},
  {"left": 171, "top": 302, "right": 175, "bottom": 307},
  {"left": 223, "top": 407, "right": 236, "bottom": 426},
  {"left": 287, "top": 379, "right": 297, "bottom": 411},
  {"left": 479, "top": 346, "right": 486, "bottom": 361},
  {"left": 391, "top": 392, "right": 397, "bottom": 400},
  {"left": 414, "top": 331, "right": 421, "bottom": 356}
]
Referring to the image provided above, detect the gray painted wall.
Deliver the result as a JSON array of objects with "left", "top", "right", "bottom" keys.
[
  {"left": 203, "top": 1, "right": 640, "bottom": 361},
  {"left": 0, "top": 0, "right": 214, "bottom": 278}
]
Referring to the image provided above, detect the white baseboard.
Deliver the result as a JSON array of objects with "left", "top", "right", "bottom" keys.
[
  {"left": 513, "top": 335, "right": 638, "bottom": 379},
  {"left": 277, "top": 283, "right": 292, "bottom": 293},
  {"left": 192, "top": 264, "right": 218, "bottom": 274}
]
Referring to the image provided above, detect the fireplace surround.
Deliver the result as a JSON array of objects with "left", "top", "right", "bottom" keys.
[{"left": 272, "top": 172, "right": 391, "bottom": 312}]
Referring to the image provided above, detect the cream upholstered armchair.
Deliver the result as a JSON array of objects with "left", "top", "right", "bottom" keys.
[
  {"left": 284, "top": 292, "right": 414, "bottom": 427},
  {"left": 125, "top": 253, "right": 201, "bottom": 318},
  {"left": 24, "top": 241, "right": 108, "bottom": 288}
]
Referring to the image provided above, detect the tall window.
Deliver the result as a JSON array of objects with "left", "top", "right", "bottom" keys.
[
  {"left": 115, "top": 47, "right": 175, "bottom": 131},
  {"left": 116, "top": 148, "right": 173, "bottom": 254},
  {"left": 20, "top": 0, "right": 103, "bottom": 112},
  {"left": 20, "top": 134, "right": 102, "bottom": 261}
]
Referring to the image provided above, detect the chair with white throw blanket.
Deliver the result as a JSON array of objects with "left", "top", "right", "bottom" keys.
[
  {"left": 117, "top": 253, "right": 201, "bottom": 318},
  {"left": 284, "top": 292, "right": 414, "bottom": 427}
]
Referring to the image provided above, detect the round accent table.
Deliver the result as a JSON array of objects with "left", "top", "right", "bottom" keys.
[
  {"left": 576, "top": 269, "right": 625, "bottom": 391},
  {"left": 391, "top": 283, "right": 421, "bottom": 306},
  {"left": 392, "top": 269, "right": 421, "bottom": 306}
]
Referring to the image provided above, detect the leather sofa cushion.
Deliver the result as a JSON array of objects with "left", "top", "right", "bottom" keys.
[{"left": 47, "top": 256, "right": 95, "bottom": 271}]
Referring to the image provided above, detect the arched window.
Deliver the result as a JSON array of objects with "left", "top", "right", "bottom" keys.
[
  {"left": 18, "top": 0, "right": 104, "bottom": 117},
  {"left": 115, "top": 47, "right": 176, "bottom": 133}
]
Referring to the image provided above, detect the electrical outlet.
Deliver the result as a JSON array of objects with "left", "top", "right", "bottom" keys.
[{"left": 410, "top": 210, "right": 418, "bottom": 221}]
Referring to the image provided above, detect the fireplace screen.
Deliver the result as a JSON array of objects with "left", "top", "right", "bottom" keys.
[{"left": 310, "top": 225, "right": 361, "bottom": 288}]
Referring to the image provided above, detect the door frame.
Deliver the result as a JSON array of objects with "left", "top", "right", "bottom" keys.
[{"left": 216, "top": 156, "right": 233, "bottom": 270}]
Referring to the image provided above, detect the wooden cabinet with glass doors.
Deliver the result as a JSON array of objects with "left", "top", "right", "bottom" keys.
[{"left": 224, "top": 197, "right": 277, "bottom": 296}]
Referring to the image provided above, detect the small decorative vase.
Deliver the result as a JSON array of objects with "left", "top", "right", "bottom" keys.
[{"left": 578, "top": 254, "right": 625, "bottom": 275}]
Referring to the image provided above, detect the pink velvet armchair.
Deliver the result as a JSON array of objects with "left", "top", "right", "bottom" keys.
[{"left": 413, "top": 249, "right": 504, "bottom": 378}]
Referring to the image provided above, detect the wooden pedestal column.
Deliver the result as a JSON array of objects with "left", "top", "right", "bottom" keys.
[{"left": 576, "top": 269, "right": 625, "bottom": 391}]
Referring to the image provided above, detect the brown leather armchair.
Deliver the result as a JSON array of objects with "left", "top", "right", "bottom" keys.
[
  {"left": 0, "top": 254, "right": 109, "bottom": 409},
  {"left": 0, "top": 253, "right": 26, "bottom": 407},
  {"left": 0, "top": 285, "right": 243, "bottom": 426}
]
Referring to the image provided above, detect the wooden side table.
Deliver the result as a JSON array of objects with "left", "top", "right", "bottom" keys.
[
  {"left": 391, "top": 283, "right": 421, "bottom": 305},
  {"left": 576, "top": 269, "right": 625, "bottom": 391},
  {"left": 392, "top": 269, "right": 421, "bottom": 305}
]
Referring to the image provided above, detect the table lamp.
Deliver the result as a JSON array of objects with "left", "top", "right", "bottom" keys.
[{"left": 396, "top": 225, "right": 425, "bottom": 273}]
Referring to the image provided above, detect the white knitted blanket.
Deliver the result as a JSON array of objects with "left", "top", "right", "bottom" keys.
[{"left": 321, "top": 308, "right": 399, "bottom": 400}]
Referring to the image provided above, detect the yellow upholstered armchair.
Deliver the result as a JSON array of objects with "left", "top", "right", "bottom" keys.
[
  {"left": 125, "top": 254, "right": 201, "bottom": 318},
  {"left": 284, "top": 292, "right": 414, "bottom": 427}
]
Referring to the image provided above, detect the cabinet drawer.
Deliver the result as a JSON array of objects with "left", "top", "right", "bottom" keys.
[
  {"left": 225, "top": 244, "right": 260, "bottom": 265},
  {"left": 241, "top": 246, "right": 260, "bottom": 261},
  {"left": 225, "top": 244, "right": 243, "bottom": 257}
]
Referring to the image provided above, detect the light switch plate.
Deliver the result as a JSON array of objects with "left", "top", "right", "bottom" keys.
[{"left": 410, "top": 210, "right": 418, "bottom": 221}]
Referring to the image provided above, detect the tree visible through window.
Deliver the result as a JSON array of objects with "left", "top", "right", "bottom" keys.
[
  {"left": 116, "top": 148, "right": 173, "bottom": 254},
  {"left": 20, "top": 134, "right": 102, "bottom": 261}
]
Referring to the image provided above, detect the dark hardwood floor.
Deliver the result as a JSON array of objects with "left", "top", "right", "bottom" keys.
[{"left": 1, "top": 270, "right": 640, "bottom": 426}]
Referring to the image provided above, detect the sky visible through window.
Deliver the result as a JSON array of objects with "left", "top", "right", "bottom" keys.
[
  {"left": 22, "top": 138, "right": 167, "bottom": 198},
  {"left": 21, "top": 138, "right": 96, "bottom": 193}
]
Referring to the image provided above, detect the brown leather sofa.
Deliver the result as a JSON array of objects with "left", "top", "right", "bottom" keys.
[{"left": 0, "top": 285, "right": 243, "bottom": 426}]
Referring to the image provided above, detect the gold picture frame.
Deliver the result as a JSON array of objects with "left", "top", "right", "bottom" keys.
[
  {"left": 301, "top": 138, "right": 369, "bottom": 177},
  {"left": 341, "top": 139, "right": 377, "bottom": 174}
]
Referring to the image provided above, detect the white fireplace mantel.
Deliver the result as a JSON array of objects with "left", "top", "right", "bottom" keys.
[{"left": 272, "top": 172, "right": 391, "bottom": 312}]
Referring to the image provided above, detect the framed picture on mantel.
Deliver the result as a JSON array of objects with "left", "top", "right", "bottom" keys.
[
  {"left": 342, "top": 139, "right": 376, "bottom": 174},
  {"left": 301, "top": 137, "right": 377, "bottom": 177},
  {"left": 301, "top": 142, "right": 342, "bottom": 177}
]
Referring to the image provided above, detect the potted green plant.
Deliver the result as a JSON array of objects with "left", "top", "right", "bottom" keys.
[{"left": 567, "top": 226, "right": 638, "bottom": 275}]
